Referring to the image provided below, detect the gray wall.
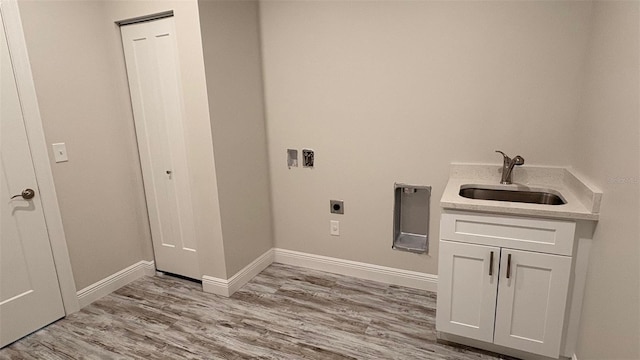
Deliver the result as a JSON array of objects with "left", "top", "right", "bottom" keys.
[
  {"left": 102, "top": 0, "right": 228, "bottom": 280},
  {"left": 571, "top": 1, "right": 640, "bottom": 358},
  {"left": 18, "top": 0, "right": 229, "bottom": 286},
  {"left": 198, "top": 0, "right": 274, "bottom": 275},
  {"left": 259, "top": 1, "right": 593, "bottom": 275},
  {"left": 18, "top": 4, "right": 640, "bottom": 358},
  {"left": 18, "top": 0, "right": 154, "bottom": 290}
]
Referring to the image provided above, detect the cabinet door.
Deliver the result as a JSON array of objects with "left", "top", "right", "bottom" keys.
[
  {"left": 436, "top": 240, "right": 499, "bottom": 342},
  {"left": 494, "top": 249, "right": 571, "bottom": 358}
]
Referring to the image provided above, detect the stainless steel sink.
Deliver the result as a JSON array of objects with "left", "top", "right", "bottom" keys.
[{"left": 459, "top": 185, "right": 566, "bottom": 205}]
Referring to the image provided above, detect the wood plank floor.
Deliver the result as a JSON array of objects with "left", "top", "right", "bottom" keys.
[{"left": 0, "top": 263, "right": 511, "bottom": 359}]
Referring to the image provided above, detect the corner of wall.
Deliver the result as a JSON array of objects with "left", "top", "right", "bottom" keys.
[{"left": 197, "top": 0, "right": 274, "bottom": 277}]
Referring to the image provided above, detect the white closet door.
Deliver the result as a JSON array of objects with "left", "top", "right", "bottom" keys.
[
  {"left": 1, "top": 13, "right": 64, "bottom": 348},
  {"left": 120, "top": 17, "right": 199, "bottom": 279}
]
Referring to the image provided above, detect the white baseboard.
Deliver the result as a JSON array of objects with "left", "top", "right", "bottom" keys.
[
  {"left": 202, "top": 248, "right": 437, "bottom": 296},
  {"left": 76, "top": 260, "right": 155, "bottom": 308},
  {"left": 273, "top": 248, "right": 438, "bottom": 292},
  {"left": 77, "top": 250, "right": 436, "bottom": 304},
  {"left": 202, "top": 249, "right": 274, "bottom": 297}
]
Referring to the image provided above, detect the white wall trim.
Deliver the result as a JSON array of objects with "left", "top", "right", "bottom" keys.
[
  {"left": 79, "top": 249, "right": 436, "bottom": 303},
  {"left": 201, "top": 275, "right": 228, "bottom": 297},
  {"left": 273, "top": 249, "right": 438, "bottom": 292},
  {"left": 76, "top": 260, "right": 155, "bottom": 308},
  {"left": 0, "top": 0, "right": 79, "bottom": 314},
  {"left": 202, "top": 249, "right": 274, "bottom": 297},
  {"left": 202, "top": 248, "right": 436, "bottom": 296}
]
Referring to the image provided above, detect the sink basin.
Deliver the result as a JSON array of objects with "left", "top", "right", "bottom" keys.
[{"left": 459, "top": 185, "right": 566, "bottom": 205}]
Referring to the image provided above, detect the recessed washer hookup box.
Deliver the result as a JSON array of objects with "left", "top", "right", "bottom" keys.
[{"left": 393, "top": 183, "right": 431, "bottom": 254}]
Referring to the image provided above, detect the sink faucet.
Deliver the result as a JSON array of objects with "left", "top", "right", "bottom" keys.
[{"left": 495, "top": 150, "right": 525, "bottom": 185}]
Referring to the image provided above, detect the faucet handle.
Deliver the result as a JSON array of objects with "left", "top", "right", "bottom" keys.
[{"left": 513, "top": 155, "right": 525, "bottom": 165}]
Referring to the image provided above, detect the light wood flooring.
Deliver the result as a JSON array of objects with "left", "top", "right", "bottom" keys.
[{"left": 0, "top": 263, "right": 511, "bottom": 359}]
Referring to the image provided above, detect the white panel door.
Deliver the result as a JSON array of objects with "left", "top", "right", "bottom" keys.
[
  {"left": 120, "top": 17, "right": 199, "bottom": 279},
  {"left": 0, "top": 14, "right": 64, "bottom": 348},
  {"left": 436, "top": 240, "right": 499, "bottom": 343},
  {"left": 494, "top": 249, "right": 571, "bottom": 358}
]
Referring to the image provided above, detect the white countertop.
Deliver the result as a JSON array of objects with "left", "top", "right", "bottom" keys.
[{"left": 441, "top": 164, "right": 602, "bottom": 221}]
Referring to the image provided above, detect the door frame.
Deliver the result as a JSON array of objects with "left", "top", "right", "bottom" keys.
[{"left": 1, "top": 0, "right": 79, "bottom": 314}]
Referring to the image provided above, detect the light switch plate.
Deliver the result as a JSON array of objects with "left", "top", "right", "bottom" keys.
[
  {"left": 52, "top": 143, "right": 68, "bottom": 163},
  {"left": 330, "top": 220, "right": 340, "bottom": 236}
]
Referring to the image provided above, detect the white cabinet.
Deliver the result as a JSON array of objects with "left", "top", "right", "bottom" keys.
[
  {"left": 436, "top": 212, "right": 575, "bottom": 359},
  {"left": 436, "top": 241, "right": 499, "bottom": 343},
  {"left": 494, "top": 249, "right": 571, "bottom": 357}
]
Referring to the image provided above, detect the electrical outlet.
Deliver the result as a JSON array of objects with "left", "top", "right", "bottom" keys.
[
  {"left": 330, "top": 200, "right": 344, "bottom": 214},
  {"left": 330, "top": 220, "right": 340, "bottom": 236}
]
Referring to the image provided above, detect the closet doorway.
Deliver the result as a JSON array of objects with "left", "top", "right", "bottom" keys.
[{"left": 120, "top": 15, "right": 200, "bottom": 279}]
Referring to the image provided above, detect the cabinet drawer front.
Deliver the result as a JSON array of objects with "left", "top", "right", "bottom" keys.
[{"left": 441, "top": 212, "right": 575, "bottom": 255}]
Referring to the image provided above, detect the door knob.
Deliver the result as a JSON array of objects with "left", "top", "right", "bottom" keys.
[{"left": 10, "top": 188, "right": 35, "bottom": 200}]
